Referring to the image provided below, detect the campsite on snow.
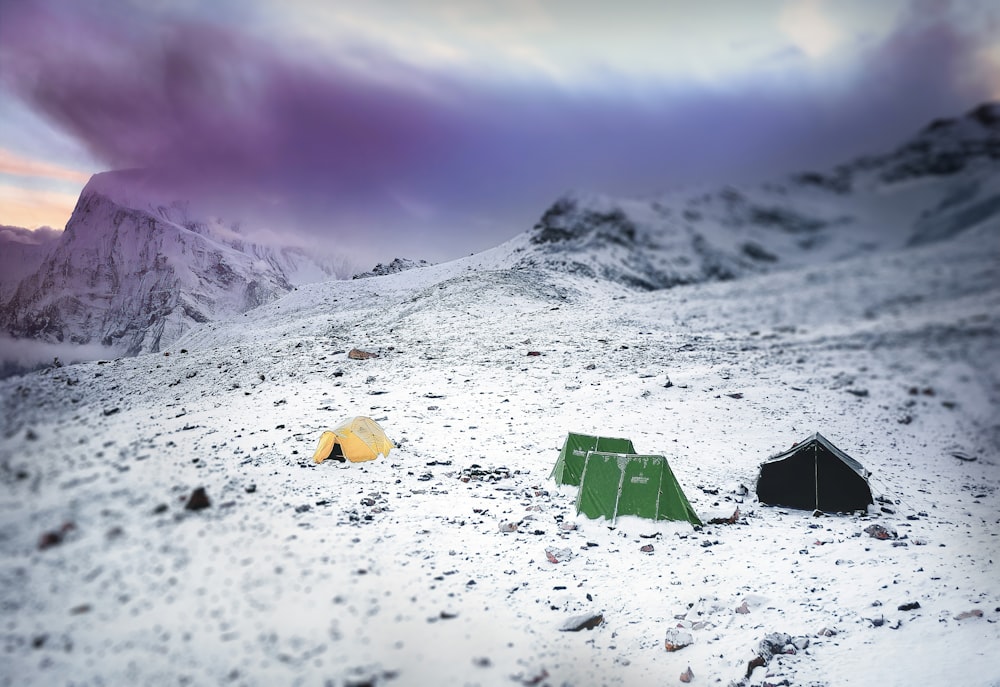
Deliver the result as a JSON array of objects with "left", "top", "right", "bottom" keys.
[{"left": 2, "top": 103, "right": 1000, "bottom": 686}]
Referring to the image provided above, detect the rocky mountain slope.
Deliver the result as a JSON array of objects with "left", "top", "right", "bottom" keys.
[
  {"left": 516, "top": 102, "right": 999, "bottom": 290},
  {"left": 0, "top": 172, "right": 345, "bottom": 355},
  {"left": 0, "top": 226, "right": 60, "bottom": 304}
]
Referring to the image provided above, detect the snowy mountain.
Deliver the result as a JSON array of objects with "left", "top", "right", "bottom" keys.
[
  {"left": 3, "top": 103, "right": 997, "bottom": 363},
  {"left": 0, "top": 225, "right": 60, "bottom": 303},
  {"left": 0, "top": 172, "right": 345, "bottom": 355},
  {"left": 513, "top": 101, "right": 1000, "bottom": 290}
]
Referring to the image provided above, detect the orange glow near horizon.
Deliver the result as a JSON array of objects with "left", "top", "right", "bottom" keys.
[
  {"left": 0, "top": 148, "right": 90, "bottom": 229},
  {"left": 0, "top": 184, "right": 76, "bottom": 230}
]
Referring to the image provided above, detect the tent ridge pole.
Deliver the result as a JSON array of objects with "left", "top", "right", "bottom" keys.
[{"left": 814, "top": 444, "right": 820, "bottom": 511}]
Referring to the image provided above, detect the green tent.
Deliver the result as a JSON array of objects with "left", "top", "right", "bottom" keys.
[
  {"left": 550, "top": 432, "right": 636, "bottom": 487},
  {"left": 576, "top": 452, "right": 701, "bottom": 525}
]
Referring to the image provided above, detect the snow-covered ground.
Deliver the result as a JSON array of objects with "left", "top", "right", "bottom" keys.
[{"left": 1, "top": 217, "right": 999, "bottom": 686}]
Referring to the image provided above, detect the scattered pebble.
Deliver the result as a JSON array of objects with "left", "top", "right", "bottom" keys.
[
  {"left": 185, "top": 487, "right": 211, "bottom": 511},
  {"left": 863, "top": 524, "right": 897, "bottom": 540},
  {"left": 560, "top": 613, "right": 604, "bottom": 632},
  {"left": 38, "top": 522, "right": 76, "bottom": 551},
  {"left": 545, "top": 547, "right": 573, "bottom": 563},
  {"left": 664, "top": 629, "right": 693, "bottom": 652}
]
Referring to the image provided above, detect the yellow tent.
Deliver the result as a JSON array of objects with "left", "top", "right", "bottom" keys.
[{"left": 312, "top": 416, "right": 394, "bottom": 464}]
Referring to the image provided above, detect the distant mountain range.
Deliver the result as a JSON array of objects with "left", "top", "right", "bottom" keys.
[
  {"left": 0, "top": 225, "right": 61, "bottom": 304},
  {"left": 1, "top": 101, "right": 997, "bottom": 364},
  {"left": 514, "top": 101, "right": 999, "bottom": 290}
]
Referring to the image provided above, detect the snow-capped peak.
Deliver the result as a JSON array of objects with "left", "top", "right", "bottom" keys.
[{"left": 0, "top": 174, "right": 346, "bottom": 356}]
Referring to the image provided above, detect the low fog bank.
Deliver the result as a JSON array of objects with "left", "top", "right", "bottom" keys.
[{"left": 0, "top": 336, "right": 119, "bottom": 380}]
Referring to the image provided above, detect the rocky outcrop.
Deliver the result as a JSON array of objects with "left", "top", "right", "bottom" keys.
[{"left": 352, "top": 257, "right": 431, "bottom": 279}]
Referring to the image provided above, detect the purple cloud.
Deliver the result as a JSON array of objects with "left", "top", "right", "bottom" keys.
[
  {"left": 0, "top": 224, "right": 62, "bottom": 244},
  {"left": 1, "top": 0, "right": 996, "bottom": 263}
]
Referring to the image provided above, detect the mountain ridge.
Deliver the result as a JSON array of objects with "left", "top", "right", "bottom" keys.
[
  {"left": 1, "top": 101, "right": 997, "bottom": 364},
  {"left": 511, "top": 101, "right": 999, "bottom": 290}
]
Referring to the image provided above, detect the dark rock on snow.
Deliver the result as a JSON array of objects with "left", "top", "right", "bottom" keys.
[
  {"left": 38, "top": 522, "right": 76, "bottom": 550},
  {"left": 185, "top": 487, "right": 211, "bottom": 511},
  {"left": 560, "top": 613, "right": 604, "bottom": 632},
  {"left": 746, "top": 632, "right": 792, "bottom": 678}
]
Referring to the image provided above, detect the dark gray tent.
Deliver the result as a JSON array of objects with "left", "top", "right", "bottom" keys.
[{"left": 756, "top": 433, "right": 873, "bottom": 512}]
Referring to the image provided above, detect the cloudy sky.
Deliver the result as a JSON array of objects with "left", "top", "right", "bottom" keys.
[{"left": 0, "top": 0, "right": 998, "bottom": 264}]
